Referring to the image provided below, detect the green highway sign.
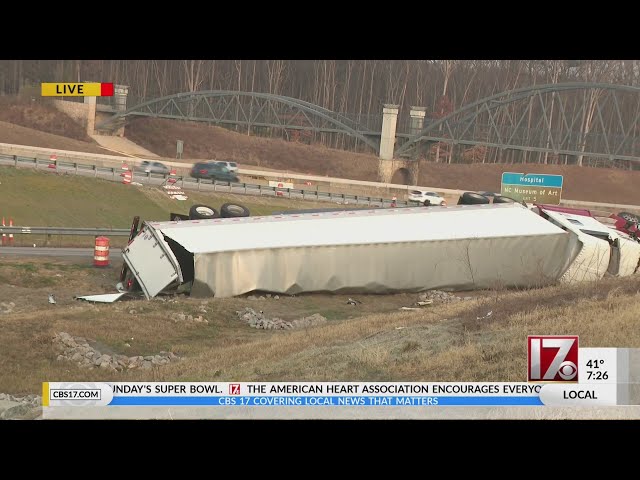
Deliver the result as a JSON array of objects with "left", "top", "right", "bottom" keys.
[{"left": 500, "top": 172, "right": 563, "bottom": 204}]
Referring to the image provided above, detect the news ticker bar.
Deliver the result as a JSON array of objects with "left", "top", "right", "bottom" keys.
[
  {"left": 41, "top": 83, "right": 114, "bottom": 97},
  {"left": 41, "top": 382, "right": 632, "bottom": 407},
  {"left": 42, "top": 347, "right": 640, "bottom": 409}
]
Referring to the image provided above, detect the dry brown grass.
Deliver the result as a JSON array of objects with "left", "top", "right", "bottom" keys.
[
  {"left": 2, "top": 254, "right": 639, "bottom": 395},
  {"left": 126, "top": 118, "right": 380, "bottom": 181},
  {"left": 0, "top": 97, "right": 95, "bottom": 143}
]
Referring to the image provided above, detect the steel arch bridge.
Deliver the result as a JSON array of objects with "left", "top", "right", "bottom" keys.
[
  {"left": 395, "top": 82, "right": 640, "bottom": 165},
  {"left": 95, "top": 90, "right": 380, "bottom": 151}
]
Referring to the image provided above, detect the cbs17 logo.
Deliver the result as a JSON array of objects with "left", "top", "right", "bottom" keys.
[{"left": 528, "top": 336, "right": 579, "bottom": 382}]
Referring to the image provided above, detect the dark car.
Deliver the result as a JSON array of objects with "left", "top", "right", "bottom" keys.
[
  {"left": 477, "top": 191, "right": 520, "bottom": 204},
  {"left": 478, "top": 191, "right": 501, "bottom": 198},
  {"left": 190, "top": 162, "right": 240, "bottom": 183}
]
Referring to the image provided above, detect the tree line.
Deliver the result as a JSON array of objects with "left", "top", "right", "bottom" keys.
[
  {"left": 3, "top": 60, "right": 638, "bottom": 113},
  {"left": 1, "top": 60, "right": 639, "bottom": 167}
]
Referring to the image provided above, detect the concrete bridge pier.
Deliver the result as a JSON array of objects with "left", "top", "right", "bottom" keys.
[
  {"left": 379, "top": 104, "right": 399, "bottom": 161},
  {"left": 378, "top": 158, "right": 419, "bottom": 185},
  {"left": 409, "top": 106, "right": 426, "bottom": 135},
  {"left": 91, "top": 84, "right": 129, "bottom": 136},
  {"left": 377, "top": 104, "right": 419, "bottom": 185}
]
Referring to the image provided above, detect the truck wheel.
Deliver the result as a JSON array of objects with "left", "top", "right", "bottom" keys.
[
  {"left": 618, "top": 212, "right": 639, "bottom": 224},
  {"left": 492, "top": 196, "right": 516, "bottom": 204},
  {"left": 220, "top": 203, "right": 250, "bottom": 218},
  {"left": 457, "top": 192, "right": 490, "bottom": 205},
  {"left": 189, "top": 204, "right": 219, "bottom": 220}
]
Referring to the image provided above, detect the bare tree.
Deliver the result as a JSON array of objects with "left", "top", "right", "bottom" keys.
[
  {"left": 266, "top": 60, "right": 287, "bottom": 95},
  {"left": 183, "top": 60, "right": 204, "bottom": 92},
  {"left": 435, "top": 60, "right": 457, "bottom": 163},
  {"left": 576, "top": 61, "right": 612, "bottom": 166}
]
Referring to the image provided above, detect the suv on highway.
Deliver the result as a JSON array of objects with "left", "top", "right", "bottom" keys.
[
  {"left": 408, "top": 189, "right": 447, "bottom": 206},
  {"left": 212, "top": 160, "right": 239, "bottom": 173},
  {"left": 190, "top": 161, "right": 240, "bottom": 183}
]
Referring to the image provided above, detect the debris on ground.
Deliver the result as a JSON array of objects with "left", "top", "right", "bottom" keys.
[
  {"left": 75, "top": 292, "right": 128, "bottom": 303},
  {"left": 418, "top": 290, "right": 474, "bottom": 304},
  {"left": 169, "top": 312, "right": 209, "bottom": 324},
  {"left": 0, "top": 393, "right": 42, "bottom": 420},
  {"left": 236, "top": 308, "right": 327, "bottom": 330},
  {"left": 476, "top": 311, "right": 493, "bottom": 320},
  {"left": 52, "top": 332, "right": 181, "bottom": 371},
  {"left": 347, "top": 298, "right": 362, "bottom": 305},
  {"left": 416, "top": 300, "right": 434, "bottom": 306},
  {"left": 400, "top": 298, "right": 435, "bottom": 311},
  {"left": 0, "top": 302, "right": 15, "bottom": 314},
  {"left": 48, "top": 294, "right": 56, "bottom": 304},
  {"left": 247, "top": 294, "right": 281, "bottom": 300}
]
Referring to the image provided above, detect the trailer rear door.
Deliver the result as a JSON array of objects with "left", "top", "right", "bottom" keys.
[{"left": 122, "top": 225, "right": 181, "bottom": 299}]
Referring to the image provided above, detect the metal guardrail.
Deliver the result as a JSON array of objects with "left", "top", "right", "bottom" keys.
[
  {"left": 0, "top": 153, "right": 412, "bottom": 208},
  {"left": 2, "top": 141, "right": 640, "bottom": 212},
  {"left": 0, "top": 226, "right": 130, "bottom": 236},
  {"left": 2, "top": 149, "right": 639, "bottom": 213}
]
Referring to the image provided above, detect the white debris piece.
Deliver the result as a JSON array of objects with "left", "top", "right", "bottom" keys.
[{"left": 75, "top": 292, "right": 127, "bottom": 303}]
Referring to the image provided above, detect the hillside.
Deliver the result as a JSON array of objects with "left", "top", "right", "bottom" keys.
[
  {"left": 0, "top": 120, "right": 108, "bottom": 154},
  {"left": 0, "top": 97, "right": 97, "bottom": 143},
  {"left": 0, "top": 97, "right": 638, "bottom": 205},
  {"left": 127, "top": 118, "right": 640, "bottom": 205},
  {"left": 126, "top": 117, "right": 380, "bottom": 180},
  {"left": 416, "top": 162, "right": 640, "bottom": 205}
]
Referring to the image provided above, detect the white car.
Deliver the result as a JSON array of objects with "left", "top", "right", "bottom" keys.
[
  {"left": 408, "top": 189, "right": 447, "bottom": 206},
  {"left": 212, "top": 161, "right": 239, "bottom": 173}
]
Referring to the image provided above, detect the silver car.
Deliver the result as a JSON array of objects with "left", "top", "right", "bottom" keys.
[{"left": 137, "top": 160, "right": 171, "bottom": 174}]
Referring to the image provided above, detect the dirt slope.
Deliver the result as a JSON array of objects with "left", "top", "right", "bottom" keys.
[
  {"left": 0, "top": 121, "right": 108, "bottom": 154},
  {"left": 416, "top": 163, "right": 640, "bottom": 205},
  {"left": 126, "top": 117, "right": 380, "bottom": 179},
  {"left": 0, "top": 98, "right": 96, "bottom": 143}
]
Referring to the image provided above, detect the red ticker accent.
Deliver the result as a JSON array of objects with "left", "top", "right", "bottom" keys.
[{"left": 101, "top": 83, "right": 114, "bottom": 96}]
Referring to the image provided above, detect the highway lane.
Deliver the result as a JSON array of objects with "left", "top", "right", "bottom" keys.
[
  {"left": 0, "top": 157, "right": 394, "bottom": 208},
  {"left": 0, "top": 247, "right": 123, "bottom": 258}
]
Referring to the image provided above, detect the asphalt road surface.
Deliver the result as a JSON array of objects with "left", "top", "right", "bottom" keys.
[{"left": 0, "top": 247, "right": 123, "bottom": 258}]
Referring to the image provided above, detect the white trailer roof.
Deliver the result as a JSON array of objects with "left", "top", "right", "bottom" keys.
[{"left": 149, "top": 203, "right": 566, "bottom": 254}]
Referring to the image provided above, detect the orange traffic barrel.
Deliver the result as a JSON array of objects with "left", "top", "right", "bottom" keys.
[{"left": 94, "top": 236, "right": 110, "bottom": 267}]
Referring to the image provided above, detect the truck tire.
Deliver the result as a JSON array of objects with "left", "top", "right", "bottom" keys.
[
  {"left": 189, "top": 204, "right": 219, "bottom": 220},
  {"left": 220, "top": 203, "right": 250, "bottom": 218},
  {"left": 618, "top": 212, "right": 639, "bottom": 224},
  {"left": 457, "top": 192, "right": 490, "bottom": 205},
  {"left": 492, "top": 196, "right": 517, "bottom": 204}
]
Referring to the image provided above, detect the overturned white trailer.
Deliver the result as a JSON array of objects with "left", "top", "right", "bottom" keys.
[
  {"left": 122, "top": 203, "right": 586, "bottom": 299},
  {"left": 534, "top": 207, "right": 640, "bottom": 282}
]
